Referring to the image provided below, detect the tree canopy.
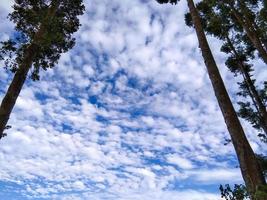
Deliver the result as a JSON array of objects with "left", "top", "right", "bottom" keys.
[{"left": 0, "top": 0, "right": 85, "bottom": 80}]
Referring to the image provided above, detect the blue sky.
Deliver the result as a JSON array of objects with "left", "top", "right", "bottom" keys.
[{"left": 0, "top": 0, "right": 266, "bottom": 200}]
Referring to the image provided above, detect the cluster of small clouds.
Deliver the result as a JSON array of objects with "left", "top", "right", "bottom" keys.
[{"left": 0, "top": 0, "right": 266, "bottom": 199}]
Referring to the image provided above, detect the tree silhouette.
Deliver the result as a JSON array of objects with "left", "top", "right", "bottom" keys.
[
  {"left": 0, "top": 0, "right": 85, "bottom": 138},
  {"left": 155, "top": 0, "right": 266, "bottom": 198}
]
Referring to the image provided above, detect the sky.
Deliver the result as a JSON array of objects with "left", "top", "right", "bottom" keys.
[{"left": 0, "top": 0, "right": 266, "bottom": 200}]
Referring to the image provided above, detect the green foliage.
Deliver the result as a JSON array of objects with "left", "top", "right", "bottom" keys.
[
  {"left": 255, "top": 185, "right": 267, "bottom": 200},
  {"left": 1, "top": 125, "right": 12, "bottom": 138},
  {"left": 0, "top": 40, "right": 18, "bottom": 72},
  {"left": 155, "top": 0, "right": 179, "bottom": 4},
  {"left": 237, "top": 81, "right": 267, "bottom": 142},
  {"left": 0, "top": 0, "right": 85, "bottom": 80},
  {"left": 220, "top": 184, "right": 249, "bottom": 200},
  {"left": 220, "top": 155, "right": 267, "bottom": 200},
  {"left": 220, "top": 183, "right": 267, "bottom": 200},
  {"left": 238, "top": 101, "right": 262, "bottom": 127},
  {"left": 257, "top": 154, "right": 267, "bottom": 177},
  {"left": 202, "top": 0, "right": 266, "bottom": 59}
]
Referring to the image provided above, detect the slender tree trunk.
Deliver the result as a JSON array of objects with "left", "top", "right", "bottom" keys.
[
  {"left": 263, "top": 40, "right": 267, "bottom": 53},
  {"left": 230, "top": 7, "right": 267, "bottom": 65},
  {"left": 0, "top": 44, "right": 37, "bottom": 138},
  {"left": 0, "top": 1, "right": 60, "bottom": 139},
  {"left": 187, "top": 0, "right": 266, "bottom": 197},
  {"left": 226, "top": 36, "right": 267, "bottom": 134}
]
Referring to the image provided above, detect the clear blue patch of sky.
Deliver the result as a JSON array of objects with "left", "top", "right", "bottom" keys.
[{"left": 0, "top": 181, "right": 46, "bottom": 200}]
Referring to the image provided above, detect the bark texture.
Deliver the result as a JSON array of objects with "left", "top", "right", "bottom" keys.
[{"left": 187, "top": 0, "right": 266, "bottom": 197}]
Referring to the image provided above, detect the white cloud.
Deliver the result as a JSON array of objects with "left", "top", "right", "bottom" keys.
[
  {"left": 167, "top": 154, "right": 194, "bottom": 170},
  {"left": 189, "top": 168, "right": 243, "bottom": 183}
]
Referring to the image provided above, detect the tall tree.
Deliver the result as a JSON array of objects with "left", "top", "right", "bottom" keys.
[
  {"left": 155, "top": 0, "right": 266, "bottom": 198},
  {"left": 0, "top": 0, "right": 85, "bottom": 138},
  {"left": 186, "top": 1, "right": 267, "bottom": 141}
]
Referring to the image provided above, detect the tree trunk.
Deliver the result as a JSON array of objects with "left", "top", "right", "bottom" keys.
[
  {"left": 230, "top": 7, "right": 267, "bottom": 65},
  {"left": 0, "top": 44, "right": 37, "bottom": 138},
  {"left": 226, "top": 35, "right": 267, "bottom": 134},
  {"left": 187, "top": 0, "right": 266, "bottom": 197},
  {"left": 0, "top": 0, "right": 60, "bottom": 139}
]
